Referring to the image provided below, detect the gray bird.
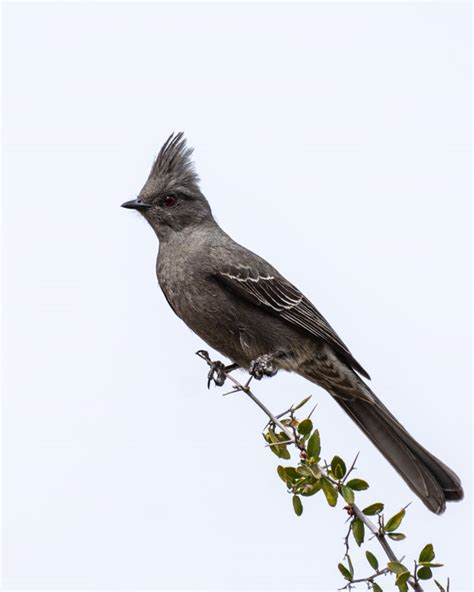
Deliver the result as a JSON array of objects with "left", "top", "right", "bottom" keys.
[{"left": 122, "top": 132, "right": 463, "bottom": 514}]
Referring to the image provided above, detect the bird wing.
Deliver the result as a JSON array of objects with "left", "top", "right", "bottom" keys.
[{"left": 216, "top": 263, "right": 370, "bottom": 379}]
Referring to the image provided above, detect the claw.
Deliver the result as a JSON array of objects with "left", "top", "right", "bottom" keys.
[
  {"left": 196, "top": 350, "right": 228, "bottom": 388},
  {"left": 196, "top": 350, "right": 240, "bottom": 388},
  {"left": 207, "top": 361, "right": 227, "bottom": 388},
  {"left": 249, "top": 353, "right": 279, "bottom": 380},
  {"left": 196, "top": 350, "right": 211, "bottom": 362}
]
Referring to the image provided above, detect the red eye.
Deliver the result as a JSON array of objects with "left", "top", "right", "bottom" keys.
[{"left": 164, "top": 195, "right": 177, "bottom": 208}]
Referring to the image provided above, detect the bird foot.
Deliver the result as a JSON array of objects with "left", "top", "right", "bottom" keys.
[
  {"left": 207, "top": 360, "right": 227, "bottom": 388},
  {"left": 249, "top": 353, "right": 279, "bottom": 380},
  {"left": 196, "top": 350, "right": 239, "bottom": 388}
]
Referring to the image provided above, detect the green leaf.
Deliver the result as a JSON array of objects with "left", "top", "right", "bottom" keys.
[
  {"left": 387, "top": 561, "right": 409, "bottom": 576},
  {"left": 300, "top": 479, "right": 322, "bottom": 496},
  {"left": 372, "top": 583, "right": 383, "bottom": 592},
  {"left": 292, "top": 395, "right": 312, "bottom": 412},
  {"left": 346, "top": 478, "right": 369, "bottom": 490},
  {"left": 296, "top": 465, "right": 314, "bottom": 477},
  {"left": 337, "top": 563, "right": 352, "bottom": 581},
  {"left": 417, "top": 566, "right": 433, "bottom": 580},
  {"left": 396, "top": 571, "right": 410, "bottom": 586},
  {"left": 341, "top": 484, "right": 354, "bottom": 504},
  {"left": 272, "top": 444, "right": 291, "bottom": 459},
  {"left": 321, "top": 478, "right": 338, "bottom": 507},
  {"left": 388, "top": 532, "right": 406, "bottom": 541},
  {"left": 284, "top": 467, "right": 299, "bottom": 482},
  {"left": 396, "top": 571, "right": 410, "bottom": 592},
  {"left": 434, "top": 580, "right": 446, "bottom": 592},
  {"left": 366, "top": 550, "right": 379, "bottom": 570},
  {"left": 419, "top": 543, "right": 435, "bottom": 563},
  {"left": 395, "top": 571, "right": 410, "bottom": 586},
  {"left": 265, "top": 431, "right": 291, "bottom": 459},
  {"left": 388, "top": 564, "right": 409, "bottom": 592},
  {"left": 297, "top": 418, "right": 313, "bottom": 437},
  {"left": 331, "top": 455, "right": 347, "bottom": 479},
  {"left": 307, "top": 429, "right": 321, "bottom": 460},
  {"left": 385, "top": 509, "right": 406, "bottom": 532},
  {"left": 362, "top": 502, "right": 384, "bottom": 515},
  {"left": 351, "top": 518, "right": 365, "bottom": 546},
  {"left": 419, "top": 563, "right": 443, "bottom": 568},
  {"left": 292, "top": 495, "right": 303, "bottom": 516},
  {"left": 277, "top": 465, "right": 288, "bottom": 484}
]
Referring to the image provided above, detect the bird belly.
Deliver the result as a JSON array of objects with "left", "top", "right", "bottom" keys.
[{"left": 165, "top": 281, "right": 302, "bottom": 369}]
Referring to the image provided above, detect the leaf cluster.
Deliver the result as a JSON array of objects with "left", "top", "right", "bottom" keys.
[{"left": 262, "top": 395, "right": 451, "bottom": 592}]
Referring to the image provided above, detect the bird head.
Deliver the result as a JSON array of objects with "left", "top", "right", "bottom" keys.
[{"left": 122, "top": 132, "right": 214, "bottom": 239}]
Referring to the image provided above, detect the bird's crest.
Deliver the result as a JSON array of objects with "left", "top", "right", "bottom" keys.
[{"left": 147, "top": 132, "right": 201, "bottom": 197}]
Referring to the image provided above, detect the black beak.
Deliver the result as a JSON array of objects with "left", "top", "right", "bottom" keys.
[{"left": 121, "top": 199, "right": 151, "bottom": 211}]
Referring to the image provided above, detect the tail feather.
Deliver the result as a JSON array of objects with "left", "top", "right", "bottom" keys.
[
  {"left": 300, "top": 362, "right": 463, "bottom": 514},
  {"left": 335, "top": 393, "right": 463, "bottom": 514}
]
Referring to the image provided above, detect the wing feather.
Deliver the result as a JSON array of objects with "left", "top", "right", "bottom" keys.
[{"left": 216, "top": 264, "right": 370, "bottom": 379}]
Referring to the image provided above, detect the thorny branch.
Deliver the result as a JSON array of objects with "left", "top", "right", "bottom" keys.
[
  {"left": 197, "top": 350, "right": 425, "bottom": 592},
  {"left": 340, "top": 567, "right": 391, "bottom": 590}
]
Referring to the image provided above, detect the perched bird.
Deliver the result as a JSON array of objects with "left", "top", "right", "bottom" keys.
[{"left": 122, "top": 132, "right": 463, "bottom": 514}]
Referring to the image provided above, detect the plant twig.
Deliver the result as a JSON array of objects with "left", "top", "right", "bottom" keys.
[
  {"left": 196, "top": 352, "right": 424, "bottom": 592},
  {"left": 340, "top": 567, "right": 391, "bottom": 590}
]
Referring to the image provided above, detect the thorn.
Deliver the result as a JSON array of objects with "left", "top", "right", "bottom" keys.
[
  {"left": 222, "top": 389, "right": 239, "bottom": 396},
  {"left": 265, "top": 439, "right": 294, "bottom": 447},
  {"left": 276, "top": 406, "right": 293, "bottom": 419},
  {"left": 307, "top": 403, "right": 318, "bottom": 419}
]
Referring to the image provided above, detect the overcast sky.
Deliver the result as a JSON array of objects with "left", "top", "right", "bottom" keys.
[{"left": 2, "top": 2, "right": 471, "bottom": 591}]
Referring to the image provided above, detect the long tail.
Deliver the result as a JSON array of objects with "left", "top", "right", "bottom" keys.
[{"left": 301, "top": 366, "right": 463, "bottom": 514}]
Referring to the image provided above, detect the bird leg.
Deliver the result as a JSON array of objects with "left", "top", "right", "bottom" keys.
[
  {"left": 196, "top": 350, "right": 239, "bottom": 388},
  {"left": 249, "top": 351, "right": 286, "bottom": 380}
]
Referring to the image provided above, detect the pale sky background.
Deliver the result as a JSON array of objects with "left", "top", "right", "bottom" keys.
[{"left": 2, "top": 2, "right": 471, "bottom": 591}]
